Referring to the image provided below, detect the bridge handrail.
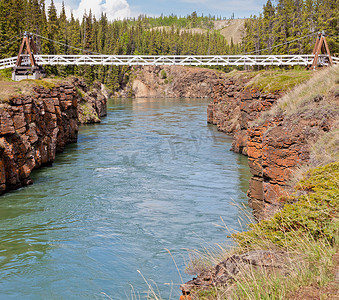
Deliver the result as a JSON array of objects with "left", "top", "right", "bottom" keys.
[
  {"left": 34, "top": 54, "right": 316, "bottom": 66},
  {"left": 0, "top": 54, "right": 338, "bottom": 69}
]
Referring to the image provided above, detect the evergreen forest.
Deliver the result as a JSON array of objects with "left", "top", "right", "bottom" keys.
[
  {"left": 0, "top": 0, "right": 338, "bottom": 90},
  {"left": 242, "top": 0, "right": 339, "bottom": 56}
]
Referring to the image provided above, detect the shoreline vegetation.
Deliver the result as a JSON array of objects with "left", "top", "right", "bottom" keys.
[
  {"left": 180, "top": 162, "right": 338, "bottom": 300},
  {"left": 0, "top": 67, "right": 338, "bottom": 298},
  {"left": 180, "top": 66, "right": 339, "bottom": 299}
]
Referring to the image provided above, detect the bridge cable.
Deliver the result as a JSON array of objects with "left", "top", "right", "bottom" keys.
[
  {"left": 242, "top": 32, "right": 317, "bottom": 55},
  {"left": 31, "top": 33, "right": 103, "bottom": 55},
  {"left": 0, "top": 35, "right": 23, "bottom": 50}
]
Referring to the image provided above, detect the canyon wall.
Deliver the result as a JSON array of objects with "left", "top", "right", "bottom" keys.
[
  {"left": 0, "top": 78, "right": 108, "bottom": 195},
  {"left": 208, "top": 71, "right": 339, "bottom": 220},
  {"left": 73, "top": 78, "right": 108, "bottom": 124},
  {"left": 116, "top": 65, "right": 228, "bottom": 98}
]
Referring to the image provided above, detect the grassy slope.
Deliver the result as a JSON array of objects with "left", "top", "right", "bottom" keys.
[
  {"left": 149, "top": 19, "right": 245, "bottom": 44},
  {"left": 190, "top": 164, "right": 338, "bottom": 300},
  {"left": 245, "top": 69, "right": 313, "bottom": 93},
  {"left": 231, "top": 162, "right": 339, "bottom": 299},
  {"left": 188, "top": 67, "right": 339, "bottom": 299},
  {"left": 0, "top": 70, "right": 63, "bottom": 103}
]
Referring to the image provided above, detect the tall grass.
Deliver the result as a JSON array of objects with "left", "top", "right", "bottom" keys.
[
  {"left": 273, "top": 65, "right": 338, "bottom": 116},
  {"left": 246, "top": 68, "right": 313, "bottom": 93},
  {"left": 232, "top": 232, "right": 337, "bottom": 300},
  {"left": 251, "top": 65, "right": 339, "bottom": 127},
  {"left": 187, "top": 162, "right": 339, "bottom": 299}
]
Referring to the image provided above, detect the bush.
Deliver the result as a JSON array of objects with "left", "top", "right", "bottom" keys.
[
  {"left": 160, "top": 69, "right": 167, "bottom": 79},
  {"left": 234, "top": 162, "right": 339, "bottom": 248}
]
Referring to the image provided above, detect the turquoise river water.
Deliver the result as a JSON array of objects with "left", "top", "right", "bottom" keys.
[{"left": 0, "top": 98, "right": 251, "bottom": 299}]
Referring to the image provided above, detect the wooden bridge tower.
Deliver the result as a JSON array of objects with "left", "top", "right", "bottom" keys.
[
  {"left": 12, "top": 32, "right": 45, "bottom": 81},
  {"left": 311, "top": 31, "right": 333, "bottom": 69}
]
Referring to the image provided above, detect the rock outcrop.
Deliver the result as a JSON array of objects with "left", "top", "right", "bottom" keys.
[
  {"left": 0, "top": 83, "right": 78, "bottom": 194},
  {"left": 181, "top": 250, "right": 288, "bottom": 297},
  {"left": 116, "top": 66, "right": 228, "bottom": 98},
  {"left": 0, "top": 78, "right": 108, "bottom": 195},
  {"left": 247, "top": 97, "right": 338, "bottom": 219},
  {"left": 207, "top": 78, "right": 282, "bottom": 156},
  {"left": 73, "top": 78, "right": 108, "bottom": 124},
  {"left": 207, "top": 70, "right": 339, "bottom": 220}
]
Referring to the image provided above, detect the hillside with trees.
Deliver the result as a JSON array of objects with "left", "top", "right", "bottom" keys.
[
  {"left": 0, "top": 1, "right": 240, "bottom": 89},
  {"left": 242, "top": 0, "right": 339, "bottom": 56},
  {"left": 0, "top": 0, "right": 338, "bottom": 90}
]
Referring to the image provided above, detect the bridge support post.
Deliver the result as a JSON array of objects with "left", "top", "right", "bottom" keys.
[
  {"left": 311, "top": 32, "right": 333, "bottom": 69},
  {"left": 12, "top": 32, "right": 45, "bottom": 81}
]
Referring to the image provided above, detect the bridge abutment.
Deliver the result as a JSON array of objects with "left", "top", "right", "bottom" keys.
[{"left": 12, "top": 69, "right": 45, "bottom": 81}]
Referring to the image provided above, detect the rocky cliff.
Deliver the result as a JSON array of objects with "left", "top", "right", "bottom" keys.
[
  {"left": 0, "top": 78, "right": 108, "bottom": 195},
  {"left": 208, "top": 68, "right": 339, "bottom": 220},
  {"left": 116, "top": 65, "right": 229, "bottom": 98},
  {"left": 207, "top": 75, "right": 283, "bottom": 156},
  {"left": 73, "top": 78, "right": 108, "bottom": 124},
  {"left": 181, "top": 67, "right": 339, "bottom": 299}
]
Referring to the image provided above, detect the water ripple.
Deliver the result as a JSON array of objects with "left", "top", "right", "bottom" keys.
[{"left": 0, "top": 98, "right": 251, "bottom": 299}]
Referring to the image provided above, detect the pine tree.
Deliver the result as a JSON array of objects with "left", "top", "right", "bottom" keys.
[
  {"left": 47, "top": 0, "right": 59, "bottom": 54},
  {"left": 262, "top": 0, "right": 275, "bottom": 54}
]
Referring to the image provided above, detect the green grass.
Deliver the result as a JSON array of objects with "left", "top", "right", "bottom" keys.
[
  {"left": 250, "top": 65, "right": 339, "bottom": 128},
  {"left": 187, "top": 162, "right": 339, "bottom": 299},
  {"left": 75, "top": 86, "right": 85, "bottom": 98},
  {"left": 233, "top": 236, "right": 336, "bottom": 299},
  {"left": 246, "top": 69, "right": 313, "bottom": 93},
  {"left": 234, "top": 162, "right": 339, "bottom": 248},
  {"left": 276, "top": 65, "right": 339, "bottom": 115},
  {"left": 78, "top": 102, "right": 99, "bottom": 123},
  {"left": 0, "top": 69, "right": 13, "bottom": 81},
  {"left": 32, "top": 79, "right": 56, "bottom": 90},
  {"left": 0, "top": 77, "right": 72, "bottom": 102}
]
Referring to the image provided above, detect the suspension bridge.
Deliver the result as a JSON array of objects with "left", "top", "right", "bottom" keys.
[{"left": 0, "top": 32, "right": 337, "bottom": 81}]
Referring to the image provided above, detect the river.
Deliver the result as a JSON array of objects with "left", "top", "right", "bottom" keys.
[{"left": 0, "top": 98, "right": 251, "bottom": 299}]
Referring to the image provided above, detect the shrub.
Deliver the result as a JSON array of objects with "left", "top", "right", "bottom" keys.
[
  {"left": 160, "top": 69, "right": 167, "bottom": 79},
  {"left": 234, "top": 162, "right": 339, "bottom": 248}
]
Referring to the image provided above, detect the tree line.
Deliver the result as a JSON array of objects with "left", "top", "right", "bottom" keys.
[
  {"left": 0, "top": 0, "right": 338, "bottom": 89},
  {"left": 242, "top": 0, "right": 339, "bottom": 56},
  {"left": 0, "top": 1, "right": 239, "bottom": 89}
]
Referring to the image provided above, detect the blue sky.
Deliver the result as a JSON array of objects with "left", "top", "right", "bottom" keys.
[{"left": 48, "top": 0, "right": 266, "bottom": 20}]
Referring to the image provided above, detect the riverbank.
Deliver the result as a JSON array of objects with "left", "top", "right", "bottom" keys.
[
  {"left": 0, "top": 77, "right": 108, "bottom": 194},
  {"left": 114, "top": 65, "right": 231, "bottom": 98},
  {"left": 1, "top": 66, "right": 338, "bottom": 298},
  {"left": 181, "top": 66, "right": 339, "bottom": 298},
  {"left": 0, "top": 97, "right": 250, "bottom": 299},
  {"left": 208, "top": 67, "right": 338, "bottom": 220}
]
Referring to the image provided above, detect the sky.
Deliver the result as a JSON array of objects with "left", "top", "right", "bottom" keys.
[{"left": 47, "top": 0, "right": 267, "bottom": 21}]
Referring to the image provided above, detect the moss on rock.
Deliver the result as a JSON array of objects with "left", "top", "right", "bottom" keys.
[{"left": 234, "top": 162, "right": 339, "bottom": 248}]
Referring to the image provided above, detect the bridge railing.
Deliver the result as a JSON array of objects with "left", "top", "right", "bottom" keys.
[
  {"left": 33, "top": 54, "right": 318, "bottom": 66},
  {"left": 1, "top": 54, "right": 338, "bottom": 70},
  {"left": 0, "top": 57, "right": 17, "bottom": 70}
]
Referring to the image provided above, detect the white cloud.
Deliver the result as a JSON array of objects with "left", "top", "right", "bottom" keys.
[
  {"left": 47, "top": 0, "right": 131, "bottom": 20},
  {"left": 178, "top": 0, "right": 262, "bottom": 14}
]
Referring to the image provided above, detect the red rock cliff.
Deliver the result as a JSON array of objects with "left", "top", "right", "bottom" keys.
[
  {"left": 117, "top": 66, "right": 228, "bottom": 98},
  {"left": 208, "top": 70, "right": 339, "bottom": 220},
  {"left": 208, "top": 78, "right": 282, "bottom": 156},
  {"left": 0, "top": 83, "right": 79, "bottom": 194},
  {"left": 0, "top": 78, "right": 108, "bottom": 195}
]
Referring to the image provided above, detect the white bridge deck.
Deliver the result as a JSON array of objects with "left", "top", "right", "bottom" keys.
[{"left": 1, "top": 54, "right": 338, "bottom": 69}]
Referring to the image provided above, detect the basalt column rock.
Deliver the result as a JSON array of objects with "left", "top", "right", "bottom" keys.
[
  {"left": 209, "top": 75, "right": 339, "bottom": 220},
  {"left": 248, "top": 105, "right": 338, "bottom": 220},
  {"left": 207, "top": 78, "right": 282, "bottom": 156},
  {"left": 0, "top": 83, "right": 79, "bottom": 194}
]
